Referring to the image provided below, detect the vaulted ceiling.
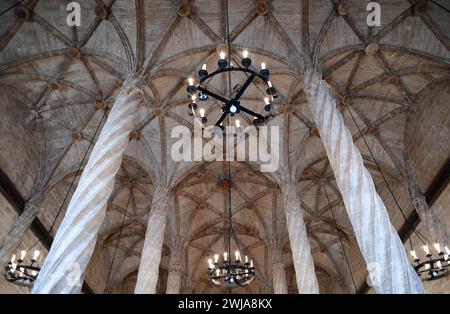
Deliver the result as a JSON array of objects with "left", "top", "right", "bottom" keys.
[{"left": 0, "top": 0, "right": 449, "bottom": 294}]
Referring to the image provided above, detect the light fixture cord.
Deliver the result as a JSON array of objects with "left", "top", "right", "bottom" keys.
[
  {"left": 104, "top": 186, "right": 133, "bottom": 293},
  {"left": 225, "top": 0, "right": 232, "bottom": 261},
  {"left": 0, "top": 0, "right": 26, "bottom": 18},
  {"left": 228, "top": 159, "right": 232, "bottom": 261},
  {"left": 322, "top": 184, "right": 357, "bottom": 293},
  {"left": 344, "top": 105, "right": 432, "bottom": 247},
  {"left": 431, "top": 0, "right": 450, "bottom": 13}
]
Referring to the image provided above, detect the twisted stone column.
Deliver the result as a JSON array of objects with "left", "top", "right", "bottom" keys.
[
  {"left": 405, "top": 156, "right": 448, "bottom": 245},
  {"left": 166, "top": 264, "right": 183, "bottom": 294},
  {"left": 0, "top": 203, "right": 39, "bottom": 266},
  {"left": 272, "top": 262, "right": 288, "bottom": 294},
  {"left": 165, "top": 238, "right": 185, "bottom": 294},
  {"left": 412, "top": 195, "right": 448, "bottom": 245},
  {"left": 134, "top": 186, "right": 171, "bottom": 294},
  {"left": 282, "top": 183, "right": 319, "bottom": 294},
  {"left": 304, "top": 70, "right": 424, "bottom": 294},
  {"left": 32, "top": 74, "right": 144, "bottom": 294}
]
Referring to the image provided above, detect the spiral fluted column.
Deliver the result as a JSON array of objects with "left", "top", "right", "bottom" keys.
[
  {"left": 304, "top": 70, "right": 424, "bottom": 294},
  {"left": 272, "top": 262, "right": 288, "bottom": 294},
  {"left": 282, "top": 183, "right": 319, "bottom": 294},
  {"left": 166, "top": 264, "right": 183, "bottom": 294},
  {"left": 32, "top": 74, "right": 144, "bottom": 294},
  {"left": 405, "top": 156, "right": 448, "bottom": 245},
  {"left": 134, "top": 186, "right": 171, "bottom": 294}
]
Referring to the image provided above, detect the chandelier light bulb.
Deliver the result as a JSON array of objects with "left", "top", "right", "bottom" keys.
[
  {"left": 410, "top": 250, "right": 418, "bottom": 260},
  {"left": 216, "top": 269, "right": 220, "bottom": 276},
  {"left": 261, "top": 62, "right": 266, "bottom": 70},
  {"left": 437, "top": 261, "right": 442, "bottom": 268},
  {"left": 191, "top": 94, "right": 197, "bottom": 103},
  {"left": 444, "top": 254, "right": 449, "bottom": 261},
  {"left": 245, "top": 255, "right": 248, "bottom": 263},
  {"left": 208, "top": 258, "right": 213, "bottom": 268},
  {"left": 220, "top": 51, "right": 226, "bottom": 60},
  {"left": 31, "top": 270, "right": 37, "bottom": 276},
  {"left": 267, "top": 80, "right": 272, "bottom": 88},
  {"left": 20, "top": 250, "right": 26, "bottom": 260},
  {"left": 33, "top": 250, "right": 40, "bottom": 260},
  {"left": 250, "top": 260, "right": 253, "bottom": 268},
  {"left": 199, "top": 108, "right": 206, "bottom": 118},
  {"left": 224, "top": 252, "right": 228, "bottom": 261},
  {"left": 243, "top": 50, "right": 249, "bottom": 58},
  {"left": 423, "top": 245, "right": 430, "bottom": 255},
  {"left": 235, "top": 119, "right": 240, "bottom": 128},
  {"left": 264, "top": 97, "right": 270, "bottom": 105},
  {"left": 425, "top": 263, "right": 431, "bottom": 270},
  {"left": 11, "top": 263, "right": 17, "bottom": 271},
  {"left": 433, "top": 243, "right": 442, "bottom": 254},
  {"left": 444, "top": 246, "right": 450, "bottom": 255},
  {"left": 235, "top": 250, "right": 240, "bottom": 261},
  {"left": 10, "top": 254, "right": 16, "bottom": 263},
  {"left": 214, "top": 254, "right": 219, "bottom": 263},
  {"left": 188, "top": 77, "right": 194, "bottom": 86},
  {"left": 202, "top": 63, "right": 207, "bottom": 70}
]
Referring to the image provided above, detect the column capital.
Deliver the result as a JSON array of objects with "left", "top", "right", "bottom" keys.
[
  {"left": 168, "top": 263, "right": 184, "bottom": 274},
  {"left": 122, "top": 73, "right": 147, "bottom": 97}
]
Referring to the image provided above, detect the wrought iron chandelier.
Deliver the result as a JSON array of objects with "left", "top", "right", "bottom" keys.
[
  {"left": 4, "top": 250, "right": 41, "bottom": 287},
  {"left": 186, "top": 50, "right": 276, "bottom": 128},
  {"left": 207, "top": 163, "right": 255, "bottom": 287},
  {"left": 186, "top": 0, "right": 276, "bottom": 129},
  {"left": 410, "top": 243, "right": 450, "bottom": 281}
]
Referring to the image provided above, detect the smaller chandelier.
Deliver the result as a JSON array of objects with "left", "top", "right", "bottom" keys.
[
  {"left": 208, "top": 250, "right": 255, "bottom": 287},
  {"left": 4, "top": 250, "right": 41, "bottom": 287},
  {"left": 410, "top": 244, "right": 449, "bottom": 281}
]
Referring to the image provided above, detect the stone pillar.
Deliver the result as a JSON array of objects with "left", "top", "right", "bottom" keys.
[
  {"left": 282, "top": 182, "right": 320, "bottom": 294},
  {"left": 272, "top": 262, "right": 288, "bottom": 294},
  {"left": 165, "top": 238, "right": 185, "bottom": 294},
  {"left": 0, "top": 203, "right": 39, "bottom": 265},
  {"left": 32, "top": 74, "right": 144, "bottom": 294},
  {"left": 271, "top": 244, "right": 287, "bottom": 294},
  {"left": 405, "top": 156, "right": 448, "bottom": 245},
  {"left": 166, "top": 264, "right": 183, "bottom": 294},
  {"left": 412, "top": 195, "right": 448, "bottom": 245},
  {"left": 134, "top": 186, "right": 171, "bottom": 294},
  {"left": 303, "top": 70, "right": 424, "bottom": 294}
]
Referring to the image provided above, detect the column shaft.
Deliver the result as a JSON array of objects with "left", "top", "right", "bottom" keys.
[
  {"left": 32, "top": 75, "right": 143, "bottom": 294},
  {"left": 304, "top": 71, "right": 424, "bottom": 293},
  {"left": 166, "top": 267, "right": 182, "bottom": 294},
  {"left": 282, "top": 183, "right": 320, "bottom": 294},
  {"left": 272, "top": 262, "right": 288, "bottom": 294},
  {"left": 134, "top": 186, "right": 170, "bottom": 294}
]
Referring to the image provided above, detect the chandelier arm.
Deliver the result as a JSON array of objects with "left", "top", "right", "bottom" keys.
[
  {"left": 238, "top": 105, "right": 266, "bottom": 120},
  {"left": 200, "top": 68, "right": 266, "bottom": 84},
  {"left": 232, "top": 74, "right": 255, "bottom": 102},
  {"left": 215, "top": 112, "right": 228, "bottom": 126},
  {"left": 197, "top": 86, "right": 230, "bottom": 104}
]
